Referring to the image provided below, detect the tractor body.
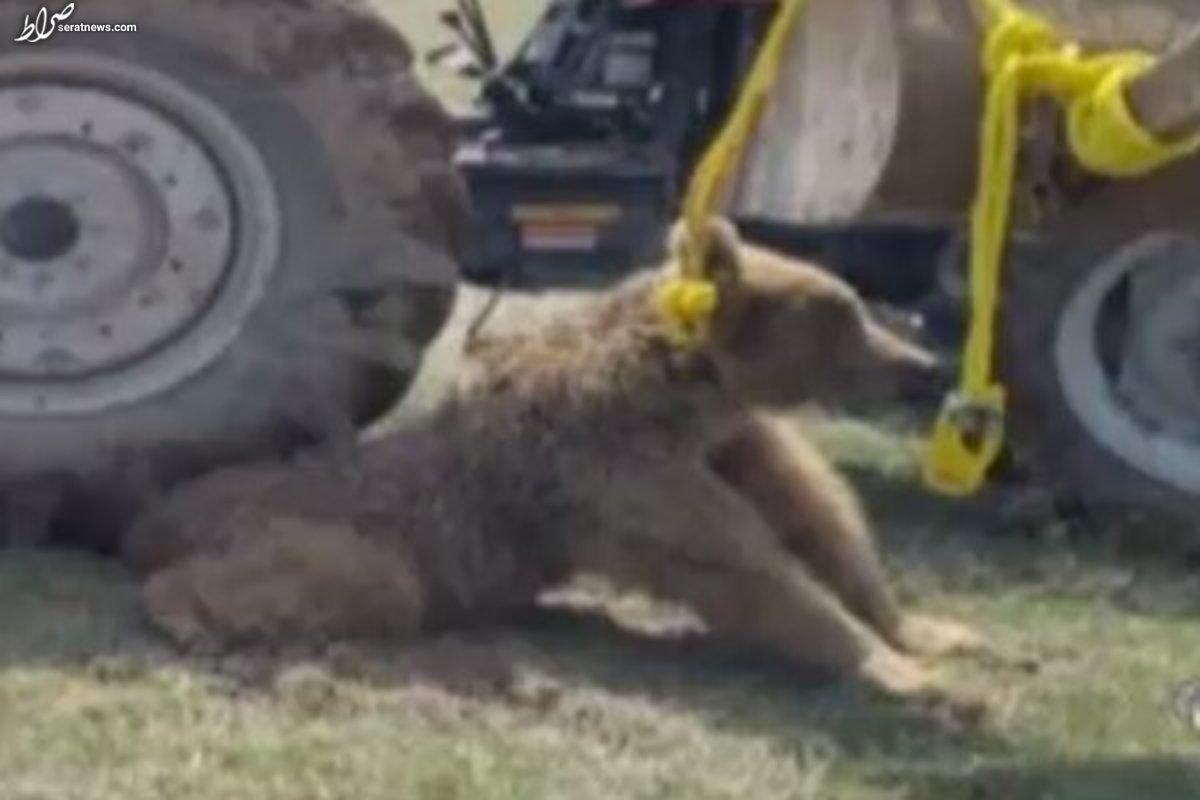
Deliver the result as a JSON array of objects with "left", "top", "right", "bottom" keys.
[{"left": 447, "top": 0, "right": 954, "bottom": 310}]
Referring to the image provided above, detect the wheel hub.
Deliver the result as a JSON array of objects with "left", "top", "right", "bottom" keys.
[
  {"left": 1056, "top": 233, "right": 1200, "bottom": 494},
  {"left": 1117, "top": 250, "right": 1200, "bottom": 432},
  {"left": 1, "top": 195, "right": 81, "bottom": 262},
  {"left": 0, "top": 51, "right": 281, "bottom": 415}
]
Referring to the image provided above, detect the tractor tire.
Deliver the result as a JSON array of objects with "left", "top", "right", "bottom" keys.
[
  {"left": 1001, "top": 161, "right": 1200, "bottom": 532},
  {"left": 0, "top": 1, "right": 466, "bottom": 543}
]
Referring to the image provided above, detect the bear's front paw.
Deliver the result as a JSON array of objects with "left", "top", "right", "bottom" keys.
[
  {"left": 858, "top": 645, "right": 993, "bottom": 724},
  {"left": 893, "top": 614, "right": 988, "bottom": 659},
  {"left": 858, "top": 645, "right": 940, "bottom": 699}
]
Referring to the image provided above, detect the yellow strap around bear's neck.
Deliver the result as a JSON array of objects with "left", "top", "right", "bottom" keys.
[
  {"left": 922, "top": 0, "right": 1200, "bottom": 497},
  {"left": 655, "top": 0, "right": 810, "bottom": 348}
]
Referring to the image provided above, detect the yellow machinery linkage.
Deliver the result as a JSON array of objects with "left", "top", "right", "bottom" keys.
[{"left": 922, "top": 0, "right": 1200, "bottom": 496}]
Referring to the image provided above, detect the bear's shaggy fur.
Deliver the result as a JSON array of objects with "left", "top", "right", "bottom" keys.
[{"left": 124, "top": 218, "right": 985, "bottom": 703}]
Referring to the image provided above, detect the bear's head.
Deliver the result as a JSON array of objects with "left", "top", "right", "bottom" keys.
[{"left": 667, "top": 217, "right": 947, "bottom": 413}]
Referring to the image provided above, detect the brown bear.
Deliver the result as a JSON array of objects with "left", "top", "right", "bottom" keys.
[{"left": 123, "top": 217, "right": 985, "bottom": 704}]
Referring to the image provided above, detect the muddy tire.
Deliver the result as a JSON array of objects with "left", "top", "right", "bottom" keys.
[
  {"left": 0, "top": 1, "right": 465, "bottom": 541},
  {"left": 1001, "top": 162, "right": 1200, "bottom": 531}
]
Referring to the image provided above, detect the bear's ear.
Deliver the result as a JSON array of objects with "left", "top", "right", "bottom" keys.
[{"left": 667, "top": 216, "right": 744, "bottom": 287}]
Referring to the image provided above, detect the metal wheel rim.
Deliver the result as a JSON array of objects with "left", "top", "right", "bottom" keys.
[
  {"left": 0, "top": 49, "right": 281, "bottom": 416},
  {"left": 1055, "top": 232, "right": 1200, "bottom": 494}
]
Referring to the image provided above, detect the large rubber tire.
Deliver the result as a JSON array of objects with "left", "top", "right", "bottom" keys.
[
  {"left": 0, "top": 1, "right": 466, "bottom": 539},
  {"left": 1001, "top": 161, "right": 1200, "bottom": 528}
]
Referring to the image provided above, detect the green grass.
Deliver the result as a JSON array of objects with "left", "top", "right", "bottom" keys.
[
  {"left": 1, "top": 3, "right": 1199, "bottom": 798},
  {"left": 3, "top": 463, "right": 1200, "bottom": 800}
]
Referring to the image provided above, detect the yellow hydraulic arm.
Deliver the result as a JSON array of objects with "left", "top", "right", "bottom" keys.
[{"left": 921, "top": 0, "right": 1200, "bottom": 496}]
